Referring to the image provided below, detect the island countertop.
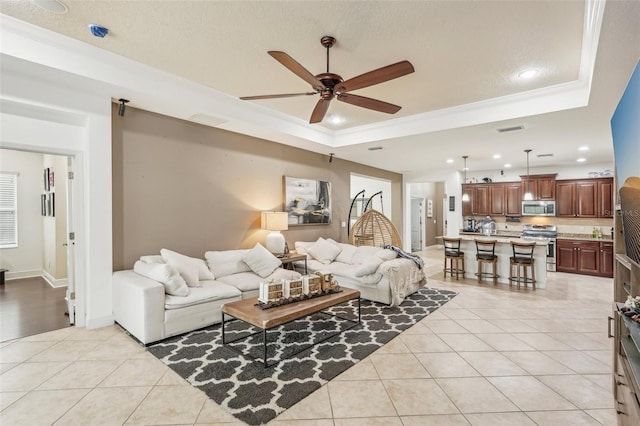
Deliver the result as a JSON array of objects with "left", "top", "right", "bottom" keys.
[
  {"left": 436, "top": 235, "right": 548, "bottom": 288},
  {"left": 438, "top": 235, "right": 548, "bottom": 245}
]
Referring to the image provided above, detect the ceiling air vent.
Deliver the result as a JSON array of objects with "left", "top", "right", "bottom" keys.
[
  {"left": 496, "top": 125, "right": 524, "bottom": 133},
  {"left": 368, "top": 146, "right": 383, "bottom": 151},
  {"left": 537, "top": 153, "right": 554, "bottom": 158}
]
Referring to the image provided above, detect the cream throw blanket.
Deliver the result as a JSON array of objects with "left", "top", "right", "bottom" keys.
[{"left": 378, "top": 258, "right": 426, "bottom": 306}]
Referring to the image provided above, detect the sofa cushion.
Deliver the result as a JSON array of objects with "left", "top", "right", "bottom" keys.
[
  {"left": 205, "top": 249, "right": 251, "bottom": 278},
  {"left": 133, "top": 261, "right": 190, "bottom": 297},
  {"left": 307, "top": 238, "right": 342, "bottom": 264},
  {"left": 160, "top": 248, "right": 214, "bottom": 287},
  {"left": 242, "top": 243, "right": 282, "bottom": 278},
  {"left": 352, "top": 246, "right": 385, "bottom": 265},
  {"left": 331, "top": 241, "right": 358, "bottom": 264},
  {"left": 164, "top": 280, "right": 241, "bottom": 310}
]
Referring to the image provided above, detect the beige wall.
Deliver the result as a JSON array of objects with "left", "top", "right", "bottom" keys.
[{"left": 112, "top": 107, "right": 402, "bottom": 270}]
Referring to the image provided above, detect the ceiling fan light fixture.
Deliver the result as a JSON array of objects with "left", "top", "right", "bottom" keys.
[{"left": 240, "top": 36, "right": 414, "bottom": 124}]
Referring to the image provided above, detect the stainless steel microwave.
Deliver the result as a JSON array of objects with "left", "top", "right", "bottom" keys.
[{"left": 521, "top": 200, "right": 556, "bottom": 216}]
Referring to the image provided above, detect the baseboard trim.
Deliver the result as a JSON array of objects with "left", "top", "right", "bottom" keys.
[
  {"left": 5, "top": 269, "right": 43, "bottom": 280},
  {"left": 85, "top": 315, "right": 114, "bottom": 330}
]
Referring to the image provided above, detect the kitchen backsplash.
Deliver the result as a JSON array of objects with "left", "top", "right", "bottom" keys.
[{"left": 488, "top": 216, "right": 615, "bottom": 237}]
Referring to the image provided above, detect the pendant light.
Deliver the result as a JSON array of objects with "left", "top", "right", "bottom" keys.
[
  {"left": 461, "top": 155, "right": 470, "bottom": 202},
  {"left": 523, "top": 149, "right": 534, "bottom": 201}
]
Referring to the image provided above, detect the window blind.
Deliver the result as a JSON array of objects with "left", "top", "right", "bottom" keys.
[{"left": 0, "top": 173, "right": 18, "bottom": 248}]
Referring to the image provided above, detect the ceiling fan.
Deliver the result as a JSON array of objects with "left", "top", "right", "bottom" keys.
[{"left": 240, "top": 36, "right": 415, "bottom": 124}]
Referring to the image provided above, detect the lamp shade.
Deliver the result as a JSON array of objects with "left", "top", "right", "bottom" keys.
[
  {"left": 261, "top": 212, "right": 288, "bottom": 254},
  {"left": 261, "top": 212, "right": 289, "bottom": 231}
]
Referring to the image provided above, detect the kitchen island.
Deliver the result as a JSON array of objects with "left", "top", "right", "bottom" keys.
[{"left": 438, "top": 234, "right": 548, "bottom": 288}]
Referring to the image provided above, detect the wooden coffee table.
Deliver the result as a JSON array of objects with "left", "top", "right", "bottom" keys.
[{"left": 221, "top": 288, "right": 361, "bottom": 368}]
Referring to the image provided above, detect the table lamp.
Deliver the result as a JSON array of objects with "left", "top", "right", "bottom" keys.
[{"left": 261, "top": 211, "right": 289, "bottom": 254}]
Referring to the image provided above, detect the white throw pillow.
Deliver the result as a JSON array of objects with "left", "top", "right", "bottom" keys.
[
  {"left": 377, "top": 249, "right": 398, "bottom": 261},
  {"left": 354, "top": 259, "right": 383, "bottom": 277},
  {"left": 307, "top": 238, "right": 342, "bottom": 265},
  {"left": 133, "top": 261, "right": 190, "bottom": 296},
  {"left": 205, "top": 249, "right": 251, "bottom": 278},
  {"left": 326, "top": 239, "right": 357, "bottom": 264},
  {"left": 160, "top": 248, "right": 205, "bottom": 287},
  {"left": 139, "top": 255, "right": 164, "bottom": 264},
  {"left": 242, "top": 243, "right": 282, "bottom": 278},
  {"left": 294, "top": 241, "right": 315, "bottom": 256},
  {"left": 352, "top": 246, "right": 384, "bottom": 265}
]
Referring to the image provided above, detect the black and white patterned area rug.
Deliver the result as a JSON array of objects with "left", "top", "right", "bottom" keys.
[{"left": 147, "top": 287, "right": 456, "bottom": 425}]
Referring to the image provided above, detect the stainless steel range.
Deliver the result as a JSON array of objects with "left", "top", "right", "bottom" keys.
[{"left": 521, "top": 224, "right": 557, "bottom": 272}]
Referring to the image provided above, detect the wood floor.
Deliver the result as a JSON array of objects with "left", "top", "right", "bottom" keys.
[{"left": 0, "top": 276, "right": 70, "bottom": 342}]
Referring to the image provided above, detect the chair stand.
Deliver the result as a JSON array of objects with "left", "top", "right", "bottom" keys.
[
  {"left": 443, "top": 237, "right": 465, "bottom": 280},
  {"left": 476, "top": 258, "right": 498, "bottom": 285},
  {"left": 509, "top": 260, "right": 536, "bottom": 289},
  {"left": 509, "top": 241, "right": 537, "bottom": 289}
]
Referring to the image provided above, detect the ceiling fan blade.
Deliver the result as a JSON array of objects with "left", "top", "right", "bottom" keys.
[
  {"left": 240, "top": 92, "right": 316, "bottom": 100},
  {"left": 268, "top": 51, "right": 325, "bottom": 91},
  {"left": 336, "top": 60, "right": 415, "bottom": 93},
  {"left": 338, "top": 93, "right": 402, "bottom": 114},
  {"left": 310, "top": 99, "right": 331, "bottom": 123}
]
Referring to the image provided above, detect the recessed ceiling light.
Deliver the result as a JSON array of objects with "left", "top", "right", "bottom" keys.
[
  {"left": 518, "top": 69, "right": 539, "bottom": 79},
  {"left": 32, "top": 0, "right": 68, "bottom": 13},
  {"left": 493, "top": 154, "right": 501, "bottom": 159},
  {"left": 446, "top": 158, "right": 454, "bottom": 163},
  {"left": 578, "top": 146, "right": 590, "bottom": 151},
  {"left": 577, "top": 158, "right": 587, "bottom": 162},
  {"left": 504, "top": 163, "right": 512, "bottom": 168}
]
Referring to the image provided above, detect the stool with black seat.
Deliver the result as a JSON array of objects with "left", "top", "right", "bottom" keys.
[
  {"left": 475, "top": 239, "right": 498, "bottom": 284},
  {"left": 442, "top": 237, "right": 465, "bottom": 280},
  {"left": 509, "top": 241, "right": 537, "bottom": 289}
]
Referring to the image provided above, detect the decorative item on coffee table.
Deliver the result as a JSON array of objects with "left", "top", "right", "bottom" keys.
[{"left": 257, "top": 272, "right": 341, "bottom": 309}]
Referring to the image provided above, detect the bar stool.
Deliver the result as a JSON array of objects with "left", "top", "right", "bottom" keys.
[
  {"left": 475, "top": 239, "right": 498, "bottom": 284},
  {"left": 509, "top": 241, "right": 537, "bottom": 289},
  {"left": 443, "top": 237, "right": 465, "bottom": 280}
]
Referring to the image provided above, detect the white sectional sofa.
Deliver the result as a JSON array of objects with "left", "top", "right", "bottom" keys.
[
  {"left": 112, "top": 244, "right": 300, "bottom": 344},
  {"left": 294, "top": 238, "right": 425, "bottom": 306}
]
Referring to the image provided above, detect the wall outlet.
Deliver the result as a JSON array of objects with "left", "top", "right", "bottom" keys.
[{"left": 341, "top": 221, "right": 346, "bottom": 228}]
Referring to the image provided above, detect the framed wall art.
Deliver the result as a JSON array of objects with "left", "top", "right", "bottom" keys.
[{"left": 284, "top": 176, "right": 331, "bottom": 225}]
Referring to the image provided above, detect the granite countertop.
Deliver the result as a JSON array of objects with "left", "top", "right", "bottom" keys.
[{"left": 441, "top": 234, "right": 548, "bottom": 245}]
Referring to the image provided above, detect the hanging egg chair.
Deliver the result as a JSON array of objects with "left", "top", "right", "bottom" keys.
[{"left": 349, "top": 209, "right": 402, "bottom": 247}]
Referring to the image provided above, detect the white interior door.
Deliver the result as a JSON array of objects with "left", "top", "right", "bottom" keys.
[
  {"left": 65, "top": 157, "right": 75, "bottom": 325},
  {"left": 410, "top": 198, "right": 424, "bottom": 252}
]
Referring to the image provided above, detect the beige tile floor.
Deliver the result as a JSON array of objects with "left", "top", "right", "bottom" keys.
[{"left": 0, "top": 246, "right": 618, "bottom": 425}]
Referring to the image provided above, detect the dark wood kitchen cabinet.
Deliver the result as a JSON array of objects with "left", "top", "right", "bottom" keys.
[
  {"left": 556, "top": 239, "right": 612, "bottom": 277},
  {"left": 489, "top": 184, "right": 505, "bottom": 216},
  {"left": 521, "top": 174, "right": 556, "bottom": 200},
  {"left": 461, "top": 184, "right": 489, "bottom": 216},
  {"left": 504, "top": 183, "right": 522, "bottom": 216},
  {"left": 556, "top": 179, "right": 598, "bottom": 218},
  {"left": 600, "top": 241, "right": 614, "bottom": 277},
  {"left": 598, "top": 178, "right": 614, "bottom": 218}
]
